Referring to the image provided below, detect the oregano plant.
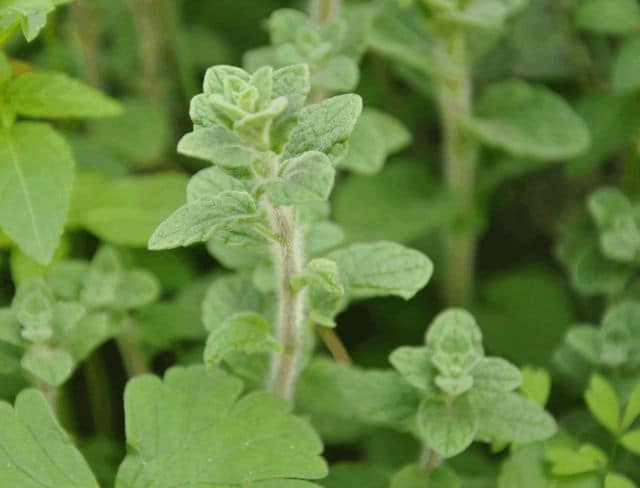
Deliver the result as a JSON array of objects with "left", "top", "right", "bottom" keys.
[{"left": 2, "top": 0, "right": 640, "bottom": 486}]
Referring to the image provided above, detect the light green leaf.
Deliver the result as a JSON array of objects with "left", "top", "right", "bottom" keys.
[
  {"left": 75, "top": 173, "right": 189, "bottom": 247},
  {"left": 338, "top": 108, "right": 411, "bottom": 175},
  {"left": 438, "top": 0, "right": 523, "bottom": 30},
  {"left": 148, "top": 191, "right": 258, "bottom": 250},
  {"left": 0, "top": 122, "right": 74, "bottom": 264},
  {"left": 613, "top": 35, "right": 640, "bottom": 94},
  {"left": 63, "top": 312, "right": 116, "bottom": 363},
  {"left": 545, "top": 444, "right": 607, "bottom": 476},
  {"left": 418, "top": 396, "right": 478, "bottom": 458},
  {"left": 80, "top": 246, "right": 121, "bottom": 308},
  {"left": 284, "top": 94, "right": 362, "bottom": 163},
  {"left": 389, "top": 346, "right": 437, "bottom": 392},
  {"left": 178, "top": 126, "right": 267, "bottom": 168},
  {"left": 291, "top": 258, "right": 343, "bottom": 295},
  {"left": 585, "top": 374, "right": 620, "bottom": 434},
  {"left": 473, "top": 392, "right": 557, "bottom": 444},
  {"left": 621, "top": 429, "right": 640, "bottom": 455},
  {"left": 45, "top": 260, "right": 88, "bottom": 300},
  {"left": 327, "top": 241, "right": 433, "bottom": 300},
  {"left": 307, "top": 286, "right": 342, "bottom": 328},
  {"left": 8, "top": 71, "right": 121, "bottom": 118},
  {"left": 622, "top": 382, "right": 640, "bottom": 430},
  {"left": 573, "top": 0, "right": 640, "bottom": 35},
  {"left": 202, "top": 274, "right": 266, "bottom": 332},
  {"left": 12, "top": 278, "right": 54, "bottom": 341},
  {"left": 264, "top": 151, "right": 335, "bottom": 205},
  {"left": 463, "top": 80, "right": 590, "bottom": 160},
  {"left": 187, "top": 166, "right": 249, "bottom": 203},
  {"left": 116, "top": 366, "right": 327, "bottom": 486},
  {"left": 521, "top": 366, "right": 552, "bottom": 406},
  {"left": 471, "top": 357, "right": 522, "bottom": 394},
  {"left": 605, "top": 473, "right": 637, "bottom": 488},
  {"left": 20, "top": 345, "right": 73, "bottom": 387},
  {"left": 115, "top": 270, "right": 160, "bottom": 310},
  {"left": 204, "top": 312, "right": 280, "bottom": 367},
  {"left": 497, "top": 444, "right": 550, "bottom": 488},
  {"left": 0, "top": 388, "right": 99, "bottom": 486},
  {"left": 0, "top": 0, "right": 71, "bottom": 41}
]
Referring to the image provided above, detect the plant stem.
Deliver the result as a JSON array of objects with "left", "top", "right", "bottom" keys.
[
  {"left": 265, "top": 201, "right": 306, "bottom": 401},
  {"left": 83, "top": 352, "right": 114, "bottom": 437},
  {"left": 421, "top": 447, "right": 441, "bottom": 476},
  {"left": 32, "top": 375, "right": 58, "bottom": 416},
  {"left": 117, "top": 317, "right": 148, "bottom": 377},
  {"left": 311, "top": 0, "right": 341, "bottom": 23},
  {"left": 315, "top": 325, "right": 351, "bottom": 364},
  {"left": 435, "top": 27, "right": 478, "bottom": 306}
]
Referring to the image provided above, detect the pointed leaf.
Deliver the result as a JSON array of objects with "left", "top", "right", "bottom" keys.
[
  {"left": 178, "top": 126, "right": 266, "bottom": 168},
  {"left": 585, "top": 374, "right": 620, "bottom": 434}
]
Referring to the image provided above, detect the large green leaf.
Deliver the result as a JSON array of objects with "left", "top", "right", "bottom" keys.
[
  {"left": 573, "top": 0, "right": 640, "bottom": 35},
  {"left": 463, "top": 80, "right": 590, "bottom": 160},
  {"left": 7, "top": 71, "right": 121, "bottom": 119},
  {"left": 0, "top": 389, "right": 99, "bottom": 487},
  {"left": 116, "top": 365, "right": 326, "bottom": 487},
  {"left": 0, "top": 122, "right": 74, "bottom": 264}
]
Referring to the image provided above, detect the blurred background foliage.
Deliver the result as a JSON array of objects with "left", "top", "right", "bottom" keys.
[{"left": 2, "top": 0, "right": 640, "bottom": 485}]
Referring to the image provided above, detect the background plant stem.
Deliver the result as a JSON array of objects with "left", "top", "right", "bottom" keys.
[
  {"left": 435, "top": 28, "right": 478, "bottom": 306},
  {"left": 315, "top": 325, "right": 352, "bottom": 364},
  {"left": 311, "top": 0, "right": 341, "bottom": 23},
  {"left": 117, "top": 317, "right": 148, "bottom": 377},
  {"left": 265, "top": 202, "right": 306, "bottom": 401}
]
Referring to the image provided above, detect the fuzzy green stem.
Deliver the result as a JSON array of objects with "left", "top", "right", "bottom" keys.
[
  {"left": 265, "top": 201, "right": 306, "bottom": 401},
  {"left": 435, "top": 28, "right": 478, "bottom": 306},
  {"left": 311, "top": 0, "right": 341, "bottom": 23}
]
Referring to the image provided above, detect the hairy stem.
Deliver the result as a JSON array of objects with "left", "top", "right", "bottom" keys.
[
  {"left": 311, "top": 0, "right": 341, "bottom": 23},
  {"left": 265, "top": 201, "right": 306, "bottom": 401},
  {"left": 435, "top": 28, "right": 478, "bottom": 306},
  {"left": 315, "top": 325, "right": 351, "bottom": 364}
]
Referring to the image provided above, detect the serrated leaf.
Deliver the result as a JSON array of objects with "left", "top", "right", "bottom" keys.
[
  {"left": 116, "top": 365, "right": 327, "bottom": 486},
  {"left": 204, "top": 312, "right": 280, "bottom": 367},
  {"left": 471, "top": 357, "right": 522, "bottom": 394},
  {"left": 573, "top": 0, "right": 640, "bottom": 35},
  {"left": 0, "top": 122, "right": 74, "bottom": 264},
  {"left": 473, "top": 392, "right": 557, "bottom": 444},
  {"left": 76, "top": 173, "right": 189, "bottom": 247},
  {"left": 148, "top": 191, "right": 258, "bottom": 250},
  {"left": 327, "top": 241, "right": 433, "bottom": 300},
  {"left": 202, "top": 273, "right": 266, "bottom": 332},
  {"left": 613, "top": 35, "right": 640, "bottom": 94},
  {"left": 292, "top": 258, "right": 343, "bottom": 295},
  {"left": 178, "top": 126, "right": 267, "bottom": 168},
  {"left": 622, "top": 382, "right": 640, "bottom": 430},
  {"left": 389, "top": 346, "right": 437, "bottom": 392},
  {"left": 463, "top": 80, "right": 590, "bottom": 160},
  {"left": 20, "top": 345, "right": 73, "bottom": 387},
  {"left": 187, "top": 166, "right": 249, "bottom": 203},
  {"left": 621, "top": 429, "right": 640, "bottom": 455},
  {"left": 0, "top": 388, "right": 99, "bottom": 486},
  {"left": 264, "top": 151, "right": 335, "bottom": 205},
  {"left": 284, "top": 94, "right": 362, "bottom": 163},
  {"left": 8, "top": 71, "right": 121, "bottom": 118},
  {"left": 585, "top": 374, "right": 620, "bottom": 434},
  {"left": 418, "top": 396, "right": 478, "bottom": 458}
]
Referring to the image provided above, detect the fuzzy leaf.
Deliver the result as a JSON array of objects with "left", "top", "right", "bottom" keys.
[
  {"left": 463, "top": 80, "right": 590, "bottom": 160},
  {"left": 148, "top": 191, "right": 258, "bottom": 250},
  {"left": 178, "top": 126, "right": 267, "bottom": 168},
  {"left": 389, "top": 346, "right": 437, "bottom": 393},
  {"left": 20, "top": 345, "right": 73, "bottom": 387},
  {"left": 292, "top": 258, "right": 343, "bottom": 295},
  {"left": 204, "top": 312, "right": 280, "bottom": 367},
  {"left": 264, "top": 151, "right": 335, "bottom": 205},
  {"left": 327, "top": 241, "right": 433, "bottom": 300},
  {"left": 418, "top": 396, "right": 478, "bottom": 458},
  {"left": 187, "top": 166, "right": 249, "bottom": 203},
  {"left": 12, "top": 278, "right": 54, "bottom": 341},
  {"left": 585, "top": 374, "right": 620, "bottom": 434},
  {"left": 8, "top": 71, "right": 121, "bottom": 118},
  {"left": 202, "top": 274, "right": 266, "bottom": 331},
  {"left": 0, "top": 389, "right": 99, "bottom": 486},
  {"left": 471, "top": 357, "right": 522, "bottom": 394},
  {"left": 116, "top": 366, "right": 327, "bottom": 486},
  {"left": 284, "top": 94, "right": 362, "bottom": 162},
  {"left": 0, "top": 123, "right": 74, "bottom": 264}
]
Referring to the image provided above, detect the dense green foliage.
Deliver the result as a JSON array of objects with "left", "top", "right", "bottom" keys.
[{"left": 1, "top": 0, "right": 640, "bottom": 486}]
